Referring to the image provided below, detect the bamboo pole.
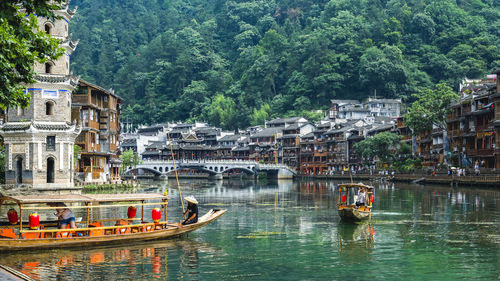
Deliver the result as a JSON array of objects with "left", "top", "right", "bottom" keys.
[
  {"left": 19, "top": 204, "right": 23, "bottom": 239},
  {"left": 141, "top": 200, "right": 144, "bottom": 223},
  {"left": 85, "top": 202, "right": 90, "bottom": 228},
  {"left": 167, "top": 132, "right": 185, "bottom": 219}
]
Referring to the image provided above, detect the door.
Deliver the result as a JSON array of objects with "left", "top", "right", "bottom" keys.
[
  {"left": 16, "top": 158, "right": 23, "bottom": 184},
  {"left": 47, "top": 158, "right": 55, "bottom": 183}
]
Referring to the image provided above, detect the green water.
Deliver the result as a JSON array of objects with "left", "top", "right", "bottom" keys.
[{"left": 1, "top": 180, "right": 500, "bottom": 280}]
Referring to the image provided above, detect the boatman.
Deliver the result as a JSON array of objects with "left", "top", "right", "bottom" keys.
[
  {"left": 355, "top": 188, "right": 366, "bottom": 208},
  {"left": 48, "top": 202, "right": 77, "bottom": 229},
  {"left": 180, "top": 196, "right": 199, "bottom": 227}
]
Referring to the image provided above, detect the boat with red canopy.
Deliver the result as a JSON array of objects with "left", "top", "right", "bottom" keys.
[{"left": 337, "top": 183, "right": 374, "bottom": 221}]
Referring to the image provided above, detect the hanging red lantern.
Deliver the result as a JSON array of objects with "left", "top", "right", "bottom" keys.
[
  {"left": 29, "top": 212, "right": 40, "bottom": 230},
  {"left": 341, "top": 195, "right": 347, "bottom": 202},
  {"left": 127, "top": 206, "right": 137, "bottom": 219},
  {"left": 152, "top": 208, "right": 161, "bottom": 223},
  {"left": 370, "top": 195, "right": 375, "bottom": 203},
  {"left": 7, "top": 209, "right": 18, "bottom": 225}
]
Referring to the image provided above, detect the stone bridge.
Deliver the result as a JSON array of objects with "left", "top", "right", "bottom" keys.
[{"left": 123, "top": 160, "right": 296, "bottom": 180}]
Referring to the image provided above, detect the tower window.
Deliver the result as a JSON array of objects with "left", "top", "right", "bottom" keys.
[
  {"left": 46, "top": 136, "right": 56, "bottom": 151},
  {"left": 44, "top": 24, "right": 51, "bottom": 34},
  {"left": 45, "top": 63, "right": 52, "bottom": 74},
  {"left": 46, "top": 101, "right": 54, "bottom": 115}
]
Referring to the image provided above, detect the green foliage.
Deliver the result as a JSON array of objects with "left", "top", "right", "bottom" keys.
[
  {"left": 0, "top": 0, "right": 64, "bottom": 110},
  {"left": 68, "top": 0, "right": 500, "bottom": 127},
  {"left": 120, "top": 149, "right": 139, "bottom": 170},
  {"left": 83, "top": 183, "right": 135, "bottom": 191},
  {"left": 73, "top": 145, "right": 82, "bottom": 164},
  {"left": 251, "top": 104, "right": 271, "bottom": 126},
  {"left": 354, "top": 132, "right": 402, "bottom": 164},
  {"left": 405, "top": 83, "right": 459, "bottom": 134},
  {"left": 204, "top": 94, "right": 237, "bottom": 130}
]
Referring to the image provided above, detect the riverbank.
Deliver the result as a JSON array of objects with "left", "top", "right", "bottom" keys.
[
  {"left": 80, "top": 182, "right": 139, "bottom": 191},
  {"left": 299, "top": 173, "right": 500, "bottom": 187}
]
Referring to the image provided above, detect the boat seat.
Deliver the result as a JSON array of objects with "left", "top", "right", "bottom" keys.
[
  {"left": 56, "top": 229, "right": 72, "bottom": 238},
  {"left": 88, "top": 222, "right": 104, "bottom": 236},
  {"left": 0, "top": 228, "right": 16, "bottom": 239},
  {"left": 142, "top": 223, "right": 154, "bottom": 232},
  {"left": 115, "top": 220, "right": 130, "bottom": 235},
  {"left": 21, "top": 225, "right": 45, "bottom": 239}
]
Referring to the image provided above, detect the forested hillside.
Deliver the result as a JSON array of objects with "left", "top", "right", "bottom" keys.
[{"left": 69, "top": 0, "right": 500, "bottom": 129}]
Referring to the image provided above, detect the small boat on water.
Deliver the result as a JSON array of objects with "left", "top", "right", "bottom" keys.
[
  {"left": 337, "top": 183, "right": 374, "bottom": 221},
  {"left": 0, "top": 193, "right": 226, "bottom": 251}
]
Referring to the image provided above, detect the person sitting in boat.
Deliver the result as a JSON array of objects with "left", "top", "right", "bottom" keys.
[
  {"left": 181, "top": 196, "right": 199, "bottom": 226},
  {"left": 48, "top": 202, "right": 77, "bottom": 229},
  {"left": 355, "top": 188, "right": 366, "bottom": 208}
]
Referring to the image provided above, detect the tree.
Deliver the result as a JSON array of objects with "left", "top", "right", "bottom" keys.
[
  {"left": 353, "top": 132, "right": 402, "bottom": 165},
  {"left": 0, "top": 0, "right": 64, "bottom": 109},
  {"left": 73, "top": 145, "right": 82, "bottom": 165},
  {"left": 205, "top": 94, "right": 237, "bottom": 130},
  {"left": 250, "top": 104, "right": 271, "bottom": 126},
  {"left": 120, "top": 149, "right": 139, "bottom": 170},
  {"left": 405, "top": 83, "right": 459, "bottom": 134}
]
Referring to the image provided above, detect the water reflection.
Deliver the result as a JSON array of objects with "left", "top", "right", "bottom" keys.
[
  {"left": 1, "top": 179, "right": 500, "bottom": 280},
  {"left": 337, "top": 222, "right": 375, "bottom": 255},
  {"left": 1, "top": 239, "right": 214, "bottom": 280}
]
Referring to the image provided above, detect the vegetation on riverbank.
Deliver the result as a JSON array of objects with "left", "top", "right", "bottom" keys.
[{"left": 82, "top": 183, "right": 136, "bottom": 191}]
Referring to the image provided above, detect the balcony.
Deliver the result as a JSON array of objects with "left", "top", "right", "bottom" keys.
[
  {"left": 476, "top": 148, "right": 494, "bottom": 156},
  {"left": 72, "top": 95, "right": 88, "bottom": 104}
]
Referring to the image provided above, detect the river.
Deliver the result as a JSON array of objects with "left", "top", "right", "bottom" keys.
[{"left": 1, "top": 179, "right": 499, "bottom": 280}]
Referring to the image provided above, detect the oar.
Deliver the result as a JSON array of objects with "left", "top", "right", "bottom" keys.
[{"left": 167, "top": 132, "right": 185, "bottom": 219}]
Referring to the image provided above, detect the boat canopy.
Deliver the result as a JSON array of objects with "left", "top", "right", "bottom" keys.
[
  {"left": 0, "top": 193, "right": 168, "bottom": 205},
  {"left": 338, "top": 183, "right": 374, "bottom": 190}
]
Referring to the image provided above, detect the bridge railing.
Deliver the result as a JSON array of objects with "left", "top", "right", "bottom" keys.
[{"left": 141, "top": 159, "right": 259, "bottom": 165}]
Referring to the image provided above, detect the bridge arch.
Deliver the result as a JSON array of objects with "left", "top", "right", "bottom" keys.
[
  {"left": 124, "top": 167, "right": 162, "bottom": 176},
  {"left": 220, "top": 167, "right": 255, "bottom": 175}
]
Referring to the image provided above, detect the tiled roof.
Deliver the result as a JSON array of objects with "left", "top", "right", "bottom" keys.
[
  {"left": 1, "top": 123, "right": 31, "bottom": 131},
  {"left": 33, "top": 122, "right": 74, "bottom": 130},
  {"left": 121, "top": 138, "right": 137, "bottom": 145},
  {"left": 251, "top": 127, "right": 282, "bottom": 138},
  {"left": 267, "top": 117, "right": 304, "bottom": 124},
  {"left": 218, "top": 134, "right": 241, "bottom": 142}
]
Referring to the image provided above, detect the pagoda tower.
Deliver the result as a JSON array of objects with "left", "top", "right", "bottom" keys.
[{"left": 0, "top": 2, "right": 80, "bottom": 190}]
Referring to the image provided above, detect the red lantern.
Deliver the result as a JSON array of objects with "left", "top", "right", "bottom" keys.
[
  {"left": 127, "top": 206, "right": 137, "bottom": 219},
  {"left": 152, "top": 208, "right": 161, "bottom": 223},
  {"left": 370, "top": 195, "right": 375, "bottom": 203},
  {"left": 341, "top": 195, "right": 347, "bottom": 202},
  {"left": 7, "top": 209, "right": 18, "bottom": 225},
  {"left": 29, "top": 212, "right": 40, "bottom": 230}
]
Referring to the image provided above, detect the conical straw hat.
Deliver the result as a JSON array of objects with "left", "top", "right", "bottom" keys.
[{"left": 184, "top": 196, "right": 198, "bottom": 204}]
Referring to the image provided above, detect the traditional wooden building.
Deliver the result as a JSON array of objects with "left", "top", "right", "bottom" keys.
[
  {"left": 447, "top": 79, "right": 497, "bottom": 168},
  {"left": 282, "top": 123, "right": 315, "bottom": 171},
  {"left": 396, "top": 117, "right": 414, "bottom": 152},
  {"left": 494, "top": 69, "right": 500, "bottom": 169},
  {"left": 72, "top": 80, "right": 122, "bottom": 183},
  {"left": 299, "top": 123, "right": 331, "bottom": 175},
  {"left": 248, "top": 127, "right": 282, "bottom": 163}
]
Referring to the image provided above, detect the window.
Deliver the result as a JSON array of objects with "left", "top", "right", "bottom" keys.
[
  {"left": 46, "top": 102, "right": 54, "bottom": 115},
  {"left": 46, "top": 136, "right": 56, "bottom": 151},
  {"left": 45, "top": 63, "right": 52, "bottom": 74}
]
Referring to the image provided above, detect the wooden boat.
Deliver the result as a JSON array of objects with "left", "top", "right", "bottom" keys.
[
  {"left": 337, "top": 183, "right": 374, "bottom": 221},
  {"left": 0, "top": 193, "right": 226, "bottom": 251}
]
